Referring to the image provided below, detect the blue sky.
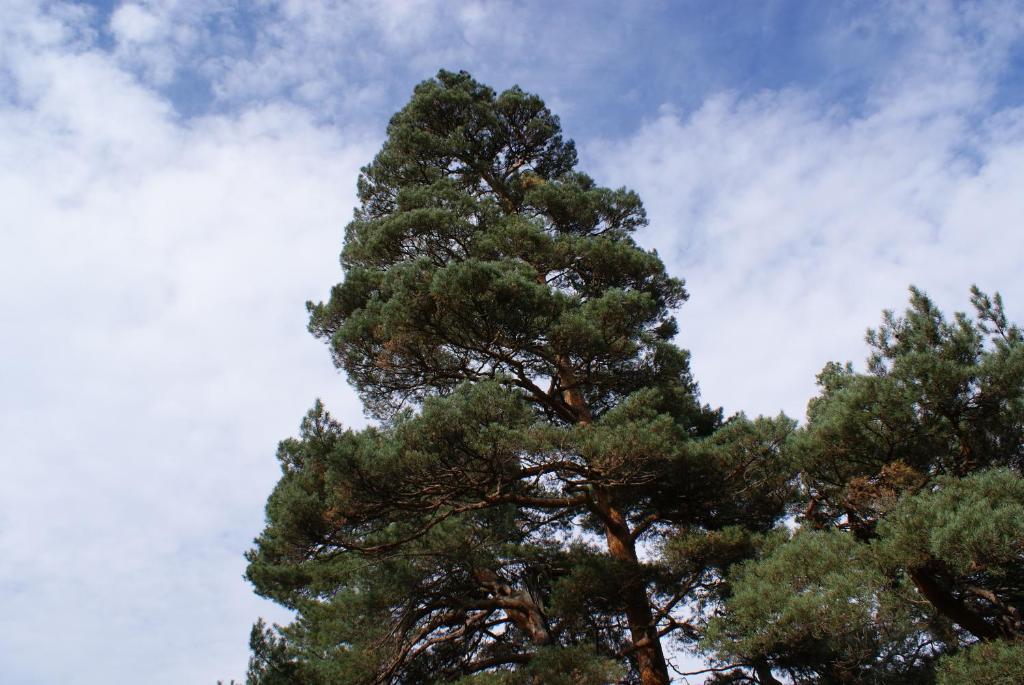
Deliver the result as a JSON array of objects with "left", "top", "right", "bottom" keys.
[
  {"left": 2, "top": 1, "right": 1024, "bottom": 683},
  {"left": 69, "top": 1, "right": 1024, "bottom": 135}
]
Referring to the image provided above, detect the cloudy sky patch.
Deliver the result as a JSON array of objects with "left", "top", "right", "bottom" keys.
[{"left": 2, "top": 1, "right": 1023, "bottom": 682}]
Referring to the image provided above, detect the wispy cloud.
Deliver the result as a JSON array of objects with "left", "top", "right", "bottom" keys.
[
  {"left": 588, "top": 1, "right": 1024, "bottom": 418},
  {"left": 2, "top": 3, "right": 372, "bottom": 682},
  {"left": 101, "top": 0, "right": 523, "bottom": 122}
]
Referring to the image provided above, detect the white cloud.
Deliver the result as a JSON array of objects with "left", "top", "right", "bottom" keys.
[
  {"left": 97, "top": 0, "right": 493, "bottom": 115},
  {"left": 586, "top": 3, "right": 1024, "bottom": 420},
  {"left": 94, "top": 0, "right": 636, "bottom": 127},
  {"left": 110, "top": 3, "right": 161, "bottom": 43},
  {"left": 1, "top": 4, "right": 374, "bottom": 682}
]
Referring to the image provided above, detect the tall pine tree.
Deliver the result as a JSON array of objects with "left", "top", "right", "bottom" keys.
[{"left": 245, "top": 71, "right": 792, "bottom": 684}]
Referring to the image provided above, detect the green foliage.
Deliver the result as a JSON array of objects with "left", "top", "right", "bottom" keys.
[
  {"left": 306, "top": 69, "right": 702, "bottom": 425},
  {"left": 522, "top": 646, "right": 625, "bottom": 685},
  {"left": 246, "top": 67, "right": 1024, "bottom": 685},
  {"left": 705, "top": 529, "right": 940, "bottom": 684},
  {"left": 704, "top": 287, "right": 1024, "bottom": 684},
  {"left": 247, "top": 71, "right": 794, "bottom": 684},
  {"left": 796, "top": 286, "right": 1024, "bottom": 514},
  {"left": 247, "top": 619, "right": 306, "bottom": 684},
  {"left": 936, "top": 640, "right": 1024, "bottom": 685},
  {"left": 875, "top": 469, "right": 1024, "bottom": 576},
  {"left": 448, "top": 646, "right": 623, "bottom": 685}
]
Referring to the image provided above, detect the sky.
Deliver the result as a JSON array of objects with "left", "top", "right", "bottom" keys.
[{"left": 2, "top": 1, "right": 1023, "bottom": 682}]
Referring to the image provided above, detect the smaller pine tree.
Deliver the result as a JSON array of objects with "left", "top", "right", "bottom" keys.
[{"left": 705, "top": 287, "right": 1024, "bottom": 683}]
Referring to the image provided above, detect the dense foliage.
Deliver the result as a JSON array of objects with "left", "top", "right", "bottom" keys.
[
  {"left": 245, "top": 72, "right": 1023, "bottom": 684},
  {"left": 704, "top": 287, "right": 1024, "bottom": 683},
  {"left": 245, "top": 71, "right": 792, "bottom": 685}
]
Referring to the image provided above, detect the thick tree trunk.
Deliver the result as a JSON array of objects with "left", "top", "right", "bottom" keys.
[
  {"left": 908, "top": 565, "right": 999, "bottom": 641},
  {"left": 556, "top": 361, "right": 671, "bottom": 685},
  {"left": 752, "top": 658, "right": 782, "bottom": 685},
  {"left": 596, "top": 490, "right": 672, "bottom": 685}
]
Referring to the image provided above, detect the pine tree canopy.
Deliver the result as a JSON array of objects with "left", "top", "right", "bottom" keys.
[
  {"left": 245, "top": 71, "right": 793, "bottom": 685},
  {"left": 245, "top": 70, "right": 1024, "bottom": 685},
  {"left": 704, "top": 287, "right": 1024, "bottom": 683}
]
